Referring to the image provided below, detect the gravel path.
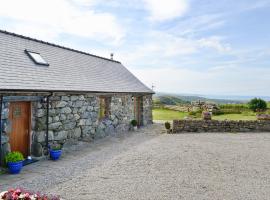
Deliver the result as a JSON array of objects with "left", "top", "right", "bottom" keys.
[{"left": 1, "top": 124, "right": 270, "bottom": 200}]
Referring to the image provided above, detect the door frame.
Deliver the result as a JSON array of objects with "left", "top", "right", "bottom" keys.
[
  {"left": 134, "top": 96, "right": 143, "bottom": 127},
  {"left": 9, "top": 101, "right": 32, "bottom": 157}
]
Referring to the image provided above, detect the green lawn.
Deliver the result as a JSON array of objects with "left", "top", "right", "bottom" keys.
[
  {"left": 153, "top": 108, "right": 188, "bottom": 120},
  {"left": 153, "top": 108, "right": 257, "bottom": 121}
]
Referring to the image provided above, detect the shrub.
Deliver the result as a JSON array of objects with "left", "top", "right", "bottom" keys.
[
  {"left": 0, "top": 188, "right": 60, "bottom": 200},
  {"left": 248, "top": 98, "right": 267, "bottom": 112},
  {"left": 131, "top": 119, "right": 138, "bottom": 127},
  {"left": 50, "top": 143, "right": 62, "bottom": 151},
  {"left": 5, "top": 151, "right": 24, "bottom": 163},
  {"left": 188, "top": 109, "right": 202, "bottom": 118},
  {"left": 164, "top": 121, "right": 171, "bottom": 130}
]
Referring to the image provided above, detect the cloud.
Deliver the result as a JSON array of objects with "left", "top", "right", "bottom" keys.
[
  {"left": 0, "top": 0, "right": 125, "bottom": 44},
  {"left": 117, "top": 31, "right": 231, "bottom": 68},
  {"left": 198, "top": 36, "right": 231, "bottom": 52},
  {"left": 143, "top": 0, "right": 189, "bottom": 21}
]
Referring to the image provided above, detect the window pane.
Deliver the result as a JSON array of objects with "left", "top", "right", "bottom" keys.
[{"left": 25, "top": 50, "right": 49, "bottom": 66}]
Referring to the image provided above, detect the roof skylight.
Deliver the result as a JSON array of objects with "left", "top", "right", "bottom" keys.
[{"left": 25, "top": 50, "right": 49, "bottom": 66}]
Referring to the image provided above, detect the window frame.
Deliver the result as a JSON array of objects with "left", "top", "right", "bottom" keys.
[
  {"left": 99, "top": 96, "right": 111, "bottom": 120},
  {"left": 25, "top": 49, "right": 49, "bottom": 66}
]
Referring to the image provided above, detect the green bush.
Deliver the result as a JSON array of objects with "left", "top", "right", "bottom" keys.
[
  {"left": 50, "top": 143, "right": 62, "bottom": 150},
  {"left": 164, "top": 121, "right": 171, "bottom": 130},
  {"left": 131, "top": 119, "right": 138, "bottom": 127},
  {"left": 188, "top": 109, "right": 202, "bottom": 118},
  {"left": 248, "top": 98, "right": 267, "bottom": 112},
  {"left": 5, "top": 151, "right": 24, "bottom": 163}
]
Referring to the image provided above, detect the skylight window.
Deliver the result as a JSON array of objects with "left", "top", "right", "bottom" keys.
[{"left": 25, "top": 50, "right": 49, "bottom": 66}]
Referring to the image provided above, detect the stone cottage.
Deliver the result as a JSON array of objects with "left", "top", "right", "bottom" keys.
[{"left": 0, "top": 30, "right": 153, "bottom": 164}]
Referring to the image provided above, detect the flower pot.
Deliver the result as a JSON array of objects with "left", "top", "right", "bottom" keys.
[
  {"left": 50, "top": 149, "right": 62, "bottom": 160},
  {"left": 134, "top": 126, "right": 138, "bottom": 131},
  {"left": 7, "top": 161, "right": 23, "bottom": 174}
]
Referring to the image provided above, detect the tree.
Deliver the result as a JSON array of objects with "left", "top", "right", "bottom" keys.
[{"left": 248, "top": 98, "right": 267, "bottom": 112}]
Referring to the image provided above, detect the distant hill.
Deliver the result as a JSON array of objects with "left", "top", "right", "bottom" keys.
[
  {"left": 154, "top": 93, "right": 244, "bottom": 105},
  {"left": 154, "top": 95, "right": 190, "bottom": 105}
]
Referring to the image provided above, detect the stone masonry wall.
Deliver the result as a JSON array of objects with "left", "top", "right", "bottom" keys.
[
  {"left": 31, "top": 93, "right": 152, "bottom": 157},
  {"left": 143, "top": 95, "right": 153, "bottom": 125},
  {"left": 173, "top": 120, "right": 270, "bottom": 133},
  {"left": 1, "top": 102, "right": 10, "bottom": 163},
  {"left": 0, "top": 93, "right": 153, "bottom": 159}
]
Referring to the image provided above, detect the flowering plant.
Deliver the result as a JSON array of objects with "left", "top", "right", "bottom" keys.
[{"left": 0, "top": 188, "right": 60, "bottom": 200}]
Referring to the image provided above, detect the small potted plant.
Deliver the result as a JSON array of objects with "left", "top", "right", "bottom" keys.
[
  {"left": 165, "top": 121, "right": 171, "bottom": 133},
  {"left": 131, "top": 119, "right": 138, "bottom": 131},
  {"left": 5, "top": 151, "right": 24, "bottom": 174},
  {"left": 49, "top": 143, "right": 62, "bottom": 161}
]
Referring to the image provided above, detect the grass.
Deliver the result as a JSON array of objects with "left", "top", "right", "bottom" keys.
[
  {"left": 153, "top": 108, "right": 258, "bottom": 121},
  {"left": 153, "top": 108, "right": 188, "bottom": 120}
]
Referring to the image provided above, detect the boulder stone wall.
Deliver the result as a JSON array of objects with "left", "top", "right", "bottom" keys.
[{"left": 172, "top": 120, "right": 270, "bottom": 133}]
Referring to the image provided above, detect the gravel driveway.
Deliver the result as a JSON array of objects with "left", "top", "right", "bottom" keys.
[{"left": 1, "top": 124, "right": 270, "bottom": 200}]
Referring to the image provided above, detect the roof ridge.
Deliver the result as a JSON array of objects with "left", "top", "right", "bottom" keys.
[{"left": 0, "top": 29, "right": 121, "bottom": 64}]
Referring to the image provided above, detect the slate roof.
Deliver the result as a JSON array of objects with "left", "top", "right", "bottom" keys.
[{"left": 0, "top": 30, "right": 153, "bottom": 94}]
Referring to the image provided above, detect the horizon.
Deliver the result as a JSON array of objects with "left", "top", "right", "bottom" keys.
[
  {"left": 0, "top": 0, "right": 270, "bottom": 95},
  {"left": 155, "top": 91, "right": 270, "bottom": 101}
]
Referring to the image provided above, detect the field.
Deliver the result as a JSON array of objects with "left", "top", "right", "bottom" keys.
[
  {"left": 153, "top": 108, "right": 188, "bottom": 120},
  {"left": 153, "top": 108, "right": 257, "bottom": 121}
]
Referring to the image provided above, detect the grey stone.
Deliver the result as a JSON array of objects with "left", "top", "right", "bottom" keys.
[
  {"left": 63, "top": 121, "right": 76, "bottom": 130},
  {"left": 73, "top": 101, "right": 84, "bottom": 108},
  {"left": 87, "top": 106, "right": 94, "bottom": 111},
  {"left": 70, "top": 96, "right": 79, "bottom": 101},
  {"left": 49, "top": 122, "right": 62, "bottom": 130},
  {"left": 33, "top": 131, "right": 54, "bottom": 143},
  {"left": 31, "top": 142, "right": 43, "bottom": 157},
  {"left": 60, "top": 114, "right": 67, "bottom": 121},
  {"left": 73, "top": 128, "right": 82, "bottom": 138},
  {"left": 53, "top": 116, "right": 60, "bottom": 122},
  {"left": 56, "top": 101, "right": 68, "bottom": 108},
  {"left": 61, "top": 107, "right": 72, "bottom": 114},
  {"left": 81, "top": 112, "right": 91, "bottom": 119},
  {"left": 79, "top": 95, "right": 85, "bottom": 101},
  {"left": 85, "top": 119, "right": 93, "bottom": 126},
  {"left": 73, "top": 114, "right": 80, "bottom": 120},
  {"left": 1, "top": 143, "right": 10, "bottom": 163},
  {"left": 82, "top": 126, "right": 91, "bottom": 135},
  {"left": 37, "top": 109, "right": 45, "bottom": 118},
  {"left": 1, "top": 135, "right": 9, "bottom": 144},
  {"left": 2, "top": 108, "right": 9, "bottom": 120},
  {"left": 67, "top": 114, "right": 75, "bottom": 120},
  {"left": 79, "top": 119, "right": 86, "bottom": 126},
  {"left": 61, "top": 96, "right": 70, "bottom": 101},
  {"left": 54, "top": 131, "right": 68, "bottom": 140}
]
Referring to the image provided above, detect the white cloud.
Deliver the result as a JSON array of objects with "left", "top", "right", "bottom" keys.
[
  {"left": 117, "top": 31, "right": 231, "bottom": 68},
  {"left": 198, "top": 36, "right": 231, "bottom": 52},
  {"left": 0, "top": 0, "right": 125, "bottom": 44},
  {"left": 143, "top": 0, "right": 189, "bottom": 21}
]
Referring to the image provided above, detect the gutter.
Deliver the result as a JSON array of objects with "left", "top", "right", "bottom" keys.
[{"left": 0, "top": 95, "right": 3, "bottom": 166}]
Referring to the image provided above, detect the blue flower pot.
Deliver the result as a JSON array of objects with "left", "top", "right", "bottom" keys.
[
  {"left": 7, "top": 161, "right": 23, "bottom": 174},
  {"left": 50, "top": 149, "right": 62, "bottom": 160}
]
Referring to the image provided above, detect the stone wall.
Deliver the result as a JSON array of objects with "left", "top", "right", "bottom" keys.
[
  {"left": 143, "top": 95, "right": 153, "bottom": 125},
  {"left": 0, "top": 93, "right": 153, "bottom": 160},
  {"left": 173, "top": 120, "right": 270, "bottom": 133},
  {"left": 1, "top": 102, "right": 10, "bottom": 163},
  {"left": 30, "top": 93, "right": 152, "bottom": 157}
]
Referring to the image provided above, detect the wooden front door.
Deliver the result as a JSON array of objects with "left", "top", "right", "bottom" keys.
[
  {"left": 134, "top": 97, "right": 143, "bottom": 127},
  {"left": 9, "top": 102, "right": 31, "bottom": 158}
]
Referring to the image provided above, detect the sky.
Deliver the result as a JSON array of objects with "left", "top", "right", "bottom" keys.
[{"left": 0, "top": 0, "right": 270, "bottom": 96}]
